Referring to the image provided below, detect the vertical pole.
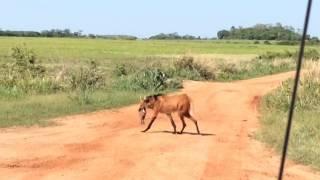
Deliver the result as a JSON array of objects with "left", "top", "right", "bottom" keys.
[{"left": 278, "top": 0, "right": 313, "bottom": 179}]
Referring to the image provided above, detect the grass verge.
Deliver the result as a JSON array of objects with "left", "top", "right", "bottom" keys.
[
  {"left": 257, "top": 61, "right": 320, "bottom": 170},
  {"left": 0, "top": 90, "right": 149, "bottom": 128}
]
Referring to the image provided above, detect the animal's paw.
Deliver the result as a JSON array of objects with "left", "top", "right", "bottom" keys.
[{"left": 142, "top": 129, "right": 149, "bottom": 133}]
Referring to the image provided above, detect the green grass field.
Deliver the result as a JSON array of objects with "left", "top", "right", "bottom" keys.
[{"left": 0, "top": 37, "right": 300, "bottom": 63}]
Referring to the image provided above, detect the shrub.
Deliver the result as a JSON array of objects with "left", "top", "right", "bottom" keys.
[
  {"left": 264, "top": 67, "right": 320, "bottom": 111},
  {"left": 216, "top": 63, "right": 240, "bottom": 80},
  {"left": 68, "top": 61, "right": 104, "bottom": 91},
  {"left": 0, "top": 44, "right": 52, "bottom": 94},
  {"left": 0, "top": 45, "right": 107, "bottom": 102},
  {"left": 215, "top": 57, "right": 295, "bottom": 81},
  {"left": 171, "top": 56, "right": 215, "bottom": 80},
  {"left": 173, "top": 56, "right": 194, "bottom": 70},
  {"left": 276, "top": 41, "right": 299, "bottom": 46},
  {"left": 115, "top": 68, "right": 176, "bottom": 91},
  {"left": 264, "top": 40, "right": 271, "bottom": 45},
  {"left": 256, "top": 49, "right": 320, "bottom": 61},
  {"left": 113, "top": 64, "right": 131, "bottom": 77},
  {"left": 303, "top": 49, "right": 320, "bottom": 61},
  {"left": 68, "top": 61, "right": 105, "bottom": 104},
  {"left": 256, "top": 51, "right": 294, "bottom": 60},
  {"left": 10, "top": 44, "right": 45, "bottom": 78},
  {"left": 113, "top": 56, "right": 215, "bottom": 93},
  {"left": 131, "top": 68, "right": 167, "bottom": 91},
  {"left": 307, "top": 38, "right": 320, "bottom": 45}
]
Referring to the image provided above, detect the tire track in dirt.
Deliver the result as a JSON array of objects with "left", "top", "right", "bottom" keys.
[{"left": 0, "top": 72, "right": 319, "bottom": 180}]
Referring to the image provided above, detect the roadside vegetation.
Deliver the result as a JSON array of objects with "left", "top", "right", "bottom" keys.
[
  {"left": 0, "top": 44, "right": 152, "bottom": 127},
  {"left": 257, "top": 60, "right": 320, "bottom": 170},
  {"left": 0, "top": 38, "right": 319, "bottom": 128}
]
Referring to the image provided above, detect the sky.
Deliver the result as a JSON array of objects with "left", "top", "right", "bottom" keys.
[{"left": 1, "top": 0, "right": 319, "bottom": 38}]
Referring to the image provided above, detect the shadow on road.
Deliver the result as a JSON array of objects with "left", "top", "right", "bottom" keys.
[{"left": 149, "top": 130, "right": 215, "bottom": 136}]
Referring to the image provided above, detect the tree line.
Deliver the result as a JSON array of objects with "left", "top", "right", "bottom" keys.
[
  {"left": 149, "top": 32, "right": 204, "bottom": 40},
  {"left": 0, "top": 29, "right": 207, "bottom": 40},
  {"left": 217, "top": 23, "right": 317, "bottom": 41},
  {"left": 0, "top": 29, "right": 137, "bottom": 40},
  {"left": 0, "top": 29, "right": 82, "bottom": 37},
  {"left": 1, "top": 23, "right": 319, "bottom": 41}
]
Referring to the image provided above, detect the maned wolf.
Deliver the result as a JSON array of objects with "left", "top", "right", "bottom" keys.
[{"left": 138, "top": 93, "right": 200, "bottom": 134}]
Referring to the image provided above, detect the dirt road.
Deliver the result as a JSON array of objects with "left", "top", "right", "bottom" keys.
[{"left": 0, "top": 72, "right": 319, "bottom": 180}]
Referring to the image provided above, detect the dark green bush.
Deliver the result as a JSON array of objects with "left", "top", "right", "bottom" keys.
[
  {"left": 131, "top": 68, "right": 167, "bottom": 91},
  {"left": 115, "top": 68, "right": 178, "bottom": 92}
]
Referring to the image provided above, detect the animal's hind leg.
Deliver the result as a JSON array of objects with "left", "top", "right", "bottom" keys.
[
  {"left": 178, "top": 114, "right": 186, "bottom": 134},
  {"left": 166, "top": 114, "right": 177, "bottom": 134},
  {"left": 185, "top": 113, "right": 200, "bottom": 134}
]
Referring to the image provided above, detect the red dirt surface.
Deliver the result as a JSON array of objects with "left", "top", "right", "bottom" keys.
[{"left": 0, "top": 72, "right": 319, "bottom": 180}]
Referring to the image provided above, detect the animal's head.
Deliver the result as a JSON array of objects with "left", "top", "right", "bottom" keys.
[
  {"left": 138, "top": 97, "right": 147, "bottom": 125},
  {"left": 138, "top": 95, "right": 161, "bottom": 125}
]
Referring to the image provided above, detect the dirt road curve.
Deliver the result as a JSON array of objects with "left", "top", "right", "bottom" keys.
[{"left": 0, "top": 72, "right": 319, "bottom": 180}]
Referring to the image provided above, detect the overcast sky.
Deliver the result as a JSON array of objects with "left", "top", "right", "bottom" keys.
[{"left": 1, "top": 0, "right": 319, "bottom": 38}]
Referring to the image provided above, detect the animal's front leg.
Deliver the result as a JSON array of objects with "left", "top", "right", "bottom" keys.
[
  {"left": 166, "top": 114, "right": 177, "bottom": 134},
  {"left": 141, "top": 116, "right": 156, "bottom": 132}
]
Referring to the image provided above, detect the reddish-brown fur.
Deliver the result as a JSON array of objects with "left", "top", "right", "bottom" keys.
[{"left": 138, "top": 93, "right": 200, "bottom": 134}]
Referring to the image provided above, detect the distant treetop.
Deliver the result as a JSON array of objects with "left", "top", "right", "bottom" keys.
[
  {"left": 148, "top": 32, "right": 203, "bottom": 40},
  {"left": 217, "top": 23, "right": 305, "bottom": 41}
]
